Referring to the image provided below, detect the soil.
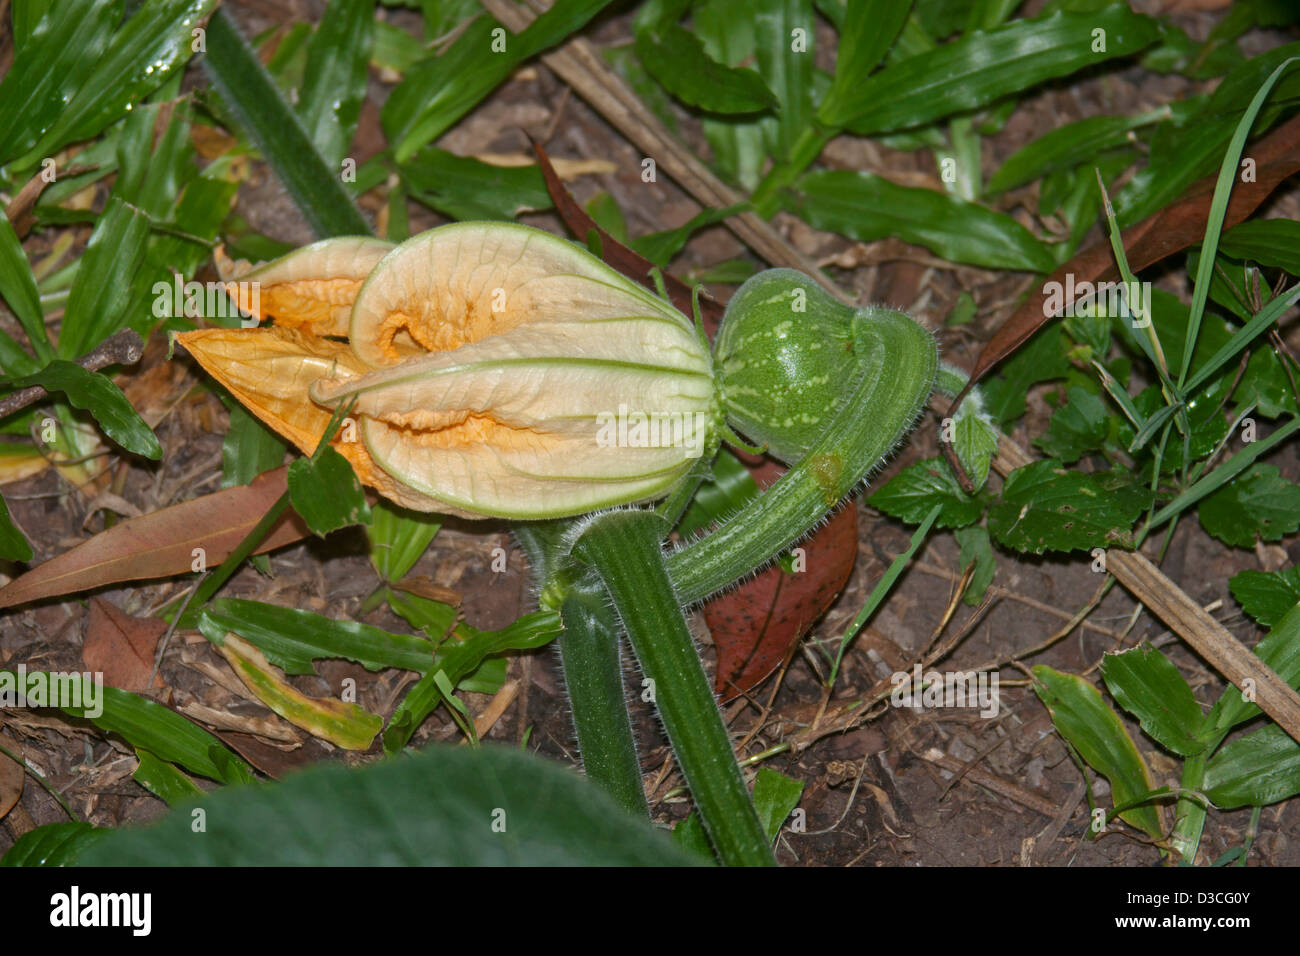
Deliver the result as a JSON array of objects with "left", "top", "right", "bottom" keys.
[{"left": 3, "top": 0, "right": 1300, "bottom": 867}]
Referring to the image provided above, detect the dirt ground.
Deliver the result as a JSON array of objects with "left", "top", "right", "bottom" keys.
[{"left": 3, "top": 0, "right": 1300, "bottom": 866}]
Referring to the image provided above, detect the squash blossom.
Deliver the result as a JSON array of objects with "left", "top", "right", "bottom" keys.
[{"left": 177, "top": 223, "right": 722, "bottom": 519}]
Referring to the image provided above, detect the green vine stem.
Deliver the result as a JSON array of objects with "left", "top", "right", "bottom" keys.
[
  {"left": 571, "top": 509, "right": 775, "bottom": 866},
  {"left": 666, "top": 305, "right": 937, "bottom": 605},
  {"left": 556, "top": 585, "right": 649, "bottom": 818}
]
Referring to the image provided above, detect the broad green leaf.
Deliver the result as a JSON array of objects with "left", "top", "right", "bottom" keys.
[
  {"left": 988, "top": 460, "right": 1152, "bottom": 554},
  {"left": 0, "top": 0, "right": 117, "bottom": 165},
  {"left": 384, "top": 611, "right": 563, "bottom": 753},
  {"left": 695, "top": 0, "right": 767, "bottom": 190},
  {"left": 822, "top": 7, "right": 1160, "bottom": 134},
  {"left": 0, "top": 674, "right": 255, "bottom": 786},
  {"left": 635, "top": 23, "right": 779, "bottom": 114},
  {"left": 753, "top": 0, "right": 815, "bottom": 160},
  {"left": 867, "top": 457, "right": 983, "bottom": 529},
  {"left": 792, "top": 170, "right": 1055, "bottom": 273},
  {"left": 0, "top": 215, "right": 54, "bottom": 368},
  {"left": 2, "top": 361, "right": 161, "bottom": 460},
  {"left": 22, "top": 0, "right": 220, "bottom": 166},
  {"left": 0, "top": 822, "right": 108, "bottom": 867},
  {"left": 368, "top": 499, "right": 441, "bottom": 583},
  {"left": 752, "top": 767, "right": 804, "bottom": 843},
  {"left": 386, "top": 588, "right": 459, "bottom": 640},
  {"left": 133, "top": 748, "right": 203, "bottom": 806},
  {"left": 197, "top": 597, "right": 436, "bottom": 675},
  {"left": 632, "top": 203, "right": 747, "bottom": 267},
  {"left": 0, "top": 494, "right": 33, "bottom": 562},
  {"left": 56, "top": 196, "right": 150, "bottom": 360},
  {"left": 1203, "top": 724, "right": 1300, "bottom": 809},
  {"left": 818, "top": 0, "right": 912, "bottom": 125},
  {"left": 952, "top": 403, "right": 999, "bottom": 490},
  {"left": 402, "top": 148, "right": 552, "bottom": 221},
  {"left": 372, "top": 19, "right": 425, "bottom": 74},
  {"left": 298, "top": 0, "right": 376, "bottom": 167},
  {"left": 1099, "top": 646, "right": 1206, "bottom": 757},
  {"left": 1198, "top": 463, "right": 1300, "bottom": 549},
  {"left": 954, "top": 525, "right": 994, "bottom": 606},
  {"left": 77, "top": 744, "right": 699, "bottom": 866},
  {"left": 288, "top": 445, "right": 371, "bottom": 536},
  {"left": 1229, "top": 566, "right": 1300, "bottom": 628},
  {"left": 1219, "top": 219, "right": 1300, "bottom": 276},
  {"left": 384, "top": 0, "right": 614, "bottom": 161},
  {"left": 987, "top": 111, "right": 1164, "bottom": 195},
  {"left": 585, "top": 192, "right": 629, "bottom": 243},
  {"left": 204, "top": 8, "right": 371, "bottom": 239},
  {"left": 220, "top": 399, "right": 288, "bottom": 489},
  {"left": 1034, "top": 386, "right": 1109, "bottom": 464},
  {"left": 1032, "top": 665, "right": 1163, "bottom": 840},
  {"left": 672, "top": 811, "right": 716, "bottom": 862},
  {"left": 217, "top": 633, "right": 382, "bottom": 750},
  {"left": 982, "top": 324, "right": 1069, "bottom": 424}
]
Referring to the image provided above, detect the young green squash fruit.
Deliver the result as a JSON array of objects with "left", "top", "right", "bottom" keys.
[{"left": 714, "top": 268, "right": 938, "bottom": 465}]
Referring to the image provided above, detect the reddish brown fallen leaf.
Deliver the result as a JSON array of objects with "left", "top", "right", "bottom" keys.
[
  {"left": 532, "top": 139, "right": 726, "bottom": 331},
  {"left": 959, "top": 112, "right": 1300, "bottom": 394},
  {"left": 704, "top": 459, "right": 859, "bottom": 702},
  {"left": 0, "top": 466, "right": 310, "bottom": 611},
  {"left": 82, "top": 598, "right": 167, "bottom": 692}
]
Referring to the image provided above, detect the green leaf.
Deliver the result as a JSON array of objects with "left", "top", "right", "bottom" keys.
[
  {"left": 823, "top": 7, "right": 1160, "bottom": 134},
  {"left": 982, "top": 325, "right": 1069, "bottom": 424},
  {"left": 636, "top": 23, "right": 779, "bottom": 114},
  {"left": 792, "top": 170, "right": 1055, "bottom": 273},
  {"left": 287, "top": 445, "right": 371, "bottom": 536},
  {"left": 77, "top": 744, "right": 699, "bottom": 866},
  {"left": 818, "top": 0, "right": 913, "bottom": 126},
  {"left": 585, "top": 192, "right": 629, "bottom": 243},
  {"left": 0, "top": 675, "right": 256, "bottom": 786},
  {"left": 0, "top": 822, "right": 108, "bottom": 867},
  {"left": 1203, "top": 724, "right": 1300, "bottom": 809},
  {"left": 3, "top": 361, "right": 161, "bottom": 459},
  {"left": 954, "top": 525, "right": 995, "bottom": 606},
  {"left": 753, "top": 0, "right": 815, "bottom": 159},
  {"left": 672, "top": 811, "right": 716, "bottom": 862},
  {"left": 752, "top": 767, "right": 804, "bottom": 843},
  {"left": 133, "top": 748, "right": 203, "bottom": 806},
  {"left": 0, "top": 1, "right": 118, "bottom": 165},
  {"left": 298, "top": 0, "right": 375, "bottom": 167},
  {"left": 384, "top": 0, "right": 614, "bottom": 162},
  {"left": 1198, "top": 463, "right": 1300, "bottom": 549},
  {"left": 56, "top": 197, "right": 150, "bottom": 360},
  {"left": 1229, "top": 566, "right": 1300, "bottom": 628},
  {"left": 204, "top": 8, "right": 371, "bottom": 239},
  {"left": 19, "top": 0, "right": 220, "bottom": 166},
  {"left": 695, "top": 0, "right": 766, "bottom": 191},
  {"left": 988, "top": 460, "right": 1152, "bottom": 554},
  {"left": 384, "top": 611, "right": 563, "bottom": 753},
  {"left": 1032, "top": 665, "right": 1163, "bottom": 840},
  {"left": 401, "top": 148, "right": 552, "bottom": 221},
  {"left": 868, "top": 457, "right": 983, "bottom": 529},
  {"left": 1099, "top": 646, "right": 1206, "bottom": 757},
  {"left": 368, "top": 500, "right": 441, "bottom": 583},
  {"left": 220, "top": 399, "right": 288, "bottom": 489},
  {"left": 0, "top": 215, "right": 53, "bottom": 369},
  {"left": 632, "top": 203, "right": 747, "bottom": 268},
  {"left": 0, "top": 494, "right": 33, "bottom": 562},
  {"left": 197, "top": 597, "right": 436, "bottom": 676},
  {"left": 1218, "top": 219, "right": 1300, "bottom": 277},
  {"left": 951, "top": 396, "right": 999, "bottom": 489},
  {"left": 987, "top": 111, "right": 1161, "bottom": 195},
  {"left": 1034, "top": 386, "right": 1110, "bottom": 464}
]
